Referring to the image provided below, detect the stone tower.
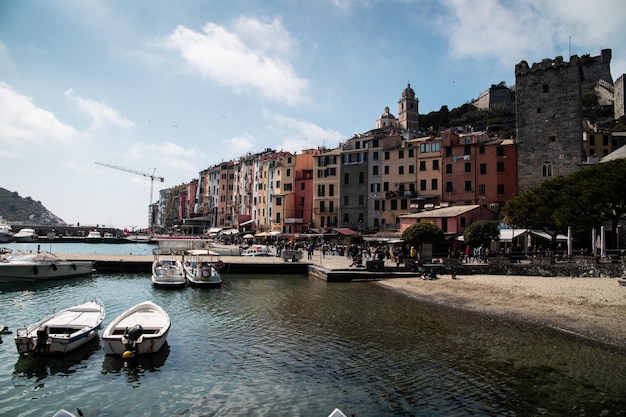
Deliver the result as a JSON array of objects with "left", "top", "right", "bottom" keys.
[
  {"left": 397, "top": 83, "right": 419, "bottom": 132},
  {"left": 515, "top": 50, "right": 612, "bottom": 192}
]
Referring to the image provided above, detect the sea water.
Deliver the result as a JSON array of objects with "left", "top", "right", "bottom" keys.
[{"left": 0, "top": 245, "right": 625, "bottom": 416}]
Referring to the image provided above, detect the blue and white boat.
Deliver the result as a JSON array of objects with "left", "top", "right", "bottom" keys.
[{"left": 15, "top": 298, "right": 105, "bottom": 356}]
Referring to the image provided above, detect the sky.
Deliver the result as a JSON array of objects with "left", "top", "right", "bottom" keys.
[{"left": 1, "top": 0, "right": 625, "bottom": 230}]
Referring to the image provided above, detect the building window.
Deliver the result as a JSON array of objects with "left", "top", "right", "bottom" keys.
[
  {"left": 373, "top": 165, "right": 379, "bottom": 176},
  {"left": 408, "top": 148, "right": 414, "bottom": 158},
  {"left": 409, "top": 165, "right": 414, "bottom": 174},
  {"left": 432, "top": 160, "right": 439, "bottom": 170},
  {"left": 329, "top": 184, "right": 334, "bottom": 196},
  {"left": 384, "top": 151, "right": 390, "bottom": 160},
  {"left": 464, "top": 180, "right": 472, "bottom": 191},
  {"left": 419, "top": 161, "right": 426, "bottom": 171},
  {"left": 497, "top": 162, "right": 505, "bottom": 172},
  {"left": 420, "top": 179, "right": 426, "bottom": 190},
  {"left": 542, "top": 161, "right": 553, "bottom": 177},
  {"left": 373, "top": 151, "right": 379, "bottom": 160},
  {"left": 358, "top": 195, "right": 364, "bottom": 205},
  {"left": 359, "top": 172, "right": 365, "bottom": 183},
  {"left": 420, "top": 143, "right": 430, "bottom": 153},
  {"left": 497, "top": 147, "right": 505, "bottom": 157},
  {"left": 497, "top": 184, "right": 505, "bottom": 195},
  {"left": 398, "top": 166, "right": 404, "bottom": 175},
  {"left": 446, "top": 164, "right": 452, "bottom": 174},
  {"left": 479, "top": 184, "right": 486, "bottom": 195},
  {"left": 384, "top": 165, "right": 389, "bottom": 174},
  {"left": 465, "top": 163, "right": 471, "bottom": 172},
  {"left": 319, "top": 201, "right": 326, "bottom": 213},
  {"left": 344, "top": 173, "right": 349, "bottom": 184},
  {"left": 383, "top": 182, "right": 389, "bottom": 191},
  {"left": 343, "top": 195, "right": 349, "bottom": 206},
  {"left": 391, "top": 200, "right": 398, "bottom": 210},
  {"left": 464, "top": 145, "right": 471, "bottom": 155},
  {"left": 445, "top": 182, "right": 453, "bottom": 192},
  {"left": 480, "top": 163, "right": 487, "bottom": 174},
  {"left": 444, "top": 146, "right": 452, "bottom": 157},
  {"left": 432, "top": 142, "right": 440, "bottom": 152},
  {"left": 431, "top": 178, "right": 437, "bottom": 190},
  {"left": 441, "top": 218, "right": 448, "bottom": 233},
  {"left": 399, "top": 150, "right": 404, "bottom": 159}
]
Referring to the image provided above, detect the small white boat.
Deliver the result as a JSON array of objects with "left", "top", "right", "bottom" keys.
[
  {"left": 13, "top": 228, "right": 38, "bottom": 243},
  {"left": 14, "top": 298, "right": 105, "bottom": 356},
  {"left": 102, "top": 301, "right": 170, "bottom": 358},
  {"left": 241, "top": 244, "right": 270, "bottom": 256},
  {"left": 0, "top": 249, "right": 94, "bottom": 283},
  {"left": 328, "top": 408, "right": 348, "bottom": 417},
  {"left": 0, "top": 217, "right": 13, "bottom": 243},
  {"left": 151, "top": 249, "right": 186, "bottom": 288},
  {"left": 84, "top": 230, "right": 102, "bottom": 243},
  {"left": 184, "top": 249, "right": 223, "bottom": 288}
]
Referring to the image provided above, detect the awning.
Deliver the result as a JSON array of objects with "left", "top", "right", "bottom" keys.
[
  {"left": 239, "top": 219, "right": 255, "bottom": 226},
  {"left": 333, "top": 227, "right": 356, "bottom": 235},
  {"left": 206, "top": 227, "right": 222, "bottom": 234}
]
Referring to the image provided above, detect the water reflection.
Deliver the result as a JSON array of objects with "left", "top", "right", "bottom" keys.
[
  {"left": 12, "top": 338, "right": 100, "bottom": 385},
  {"left": 101, "top": 343, "right": 170, "bottom": 387}
]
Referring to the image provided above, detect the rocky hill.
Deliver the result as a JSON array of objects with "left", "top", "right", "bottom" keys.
[{"left": 0, "top": 188, "right": 65, "bottom": 225}]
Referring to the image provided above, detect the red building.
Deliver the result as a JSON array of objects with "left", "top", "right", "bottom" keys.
[{"left": 441, "top": 129, "right": 517, "bottom": 211}]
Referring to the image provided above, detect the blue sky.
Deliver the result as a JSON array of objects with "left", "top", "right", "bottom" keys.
[{"left": 1, "top": 0, "right": 624, "bottom": 230}]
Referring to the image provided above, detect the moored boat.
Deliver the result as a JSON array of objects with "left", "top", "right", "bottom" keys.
[
  {"left": 0, "top": 217, "right": 13, "bottom": 243},
  {"left": 151, "top": 249, "right": 186, "bottom": 288},
  {"left": 102, "top": 300, "right": 170, "bottom": 358},
  {"left": 14, "top": 298, "right": 105, "bottom": 356},
  {"left": 183, "top": 249, "right": 223, "bottom": 288},
  {"left": 13, "top": 228, "right": 38, "bottom": 243},
  {"left": 241, "top": 244, "right": 270, "bottom": 256},
  {"left": 85, "top": 230, "right": 102, "bottom": 243},
  {"left": 0, "top": 249, "right": 94, "bottom": 283}
]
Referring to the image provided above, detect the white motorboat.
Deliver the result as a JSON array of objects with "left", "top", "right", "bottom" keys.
[
  {"left": 183, "top": 249, "right": 223, "bottom": 288},
  {"left": 0, "top": 249, "right": 94, "bottom": 283},
  {"left": 102, "top": 301, "right": 170, "bottom": 358},
  {"left": 327, "top": 409, "right": 348, "bottom": 417},
  {"left": 13, "top": 228, "right": 38, "bottom": 243},
  {"left": 0, "top": 217, "right": 12, "bottom": 243},
  {"left": 241, "top": 244, "right": 270, "bottom": 256},
  {"left": 14, "top": 298, "right": 105, "bottom": 356},
  {"left": 84, "top": 230, "right": 102, "bottom": 243},
  {"left": 151, "top": 249, "right": 186, "bottom": 288}
]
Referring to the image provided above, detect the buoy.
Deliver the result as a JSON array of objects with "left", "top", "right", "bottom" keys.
[{"left": 122, "top": 350, "right": 132, "bottom": 359}]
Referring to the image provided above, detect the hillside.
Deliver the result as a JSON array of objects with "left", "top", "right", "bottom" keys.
[{"left": 0, "top": 188, "right": 65, "bottom": 225}]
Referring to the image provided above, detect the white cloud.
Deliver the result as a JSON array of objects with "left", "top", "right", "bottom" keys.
[
  {"left": 64, "top": 89, "right": 135, "bottom": 131},
  {"left": 221, "top": 133, "right": 257, "bottom": 159},
  {"left": 438, "top": 0, "right": 625, "bottom": 70},
  {"left": 0, "top": 82, "right": 79, "bottom": 144},
  {"left": 163, "top": 17, "right": 309, "bottom": 106},
  {"left": 262, "top": 110, "right": 345, "bottom": 151}
]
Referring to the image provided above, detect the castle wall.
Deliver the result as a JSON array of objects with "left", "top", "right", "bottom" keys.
[{"left": 615, "top": 74, "right": 626, "bottom": 120}]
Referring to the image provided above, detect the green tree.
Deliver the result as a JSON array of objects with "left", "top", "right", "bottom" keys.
[
  {"left": 401, "top": 222, "right": 445, "bottom": 253},
  {"left": 463, "top": 220, "right": 500, "bottom": 247}
]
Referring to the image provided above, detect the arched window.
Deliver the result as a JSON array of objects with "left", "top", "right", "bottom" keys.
[{"left": 541, "top": 161, "right": 553, "bottom": 177}]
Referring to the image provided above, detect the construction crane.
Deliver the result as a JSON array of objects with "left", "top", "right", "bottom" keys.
[{"left": 95, "top": 161, "right": 165, "bottom": 230}]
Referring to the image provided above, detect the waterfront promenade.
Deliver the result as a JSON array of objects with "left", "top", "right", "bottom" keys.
[{"left": 58, "top": 251, "right": 626, "bottom": 349}]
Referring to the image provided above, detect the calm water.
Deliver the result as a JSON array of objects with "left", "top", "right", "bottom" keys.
[{"left": 0, "top": 245, "right": 625, "bottom": 416}]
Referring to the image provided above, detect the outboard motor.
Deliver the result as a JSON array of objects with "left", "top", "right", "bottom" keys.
[
  {"left": 35, "top": 326, "right": 50, "bottom": 355},
  {"left": 121, "top": 324, "right": 144, "bottom": 359}
]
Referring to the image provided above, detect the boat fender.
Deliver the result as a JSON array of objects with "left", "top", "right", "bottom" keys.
[
  {"left": 216, "top": 260, "right": 224, "bottom": 271},
  {"left": 33, "top": 266, "right": 38, "bottom": 275},
  {"left": 51, "top": 263, "right": 57, "bottom": 271},
  {"left": 71, "top": 263, "right": 76, "bottom": 270},
  {"left": 202, "top": 268, "right": 210, "bottom": 277}
]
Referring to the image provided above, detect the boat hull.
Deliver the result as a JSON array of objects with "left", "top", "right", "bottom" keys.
[
  {"left": 151, "top": 258, "right": 186, "bottom": 288},
  {"left": 0, "top": 260, "right": 94, "bottom": 283},
  {"left": 14, "top": 299, "right": 105, "bottom": 356},
  {"left": 102, "top": 301, "right": 170, "bottom": 356}
]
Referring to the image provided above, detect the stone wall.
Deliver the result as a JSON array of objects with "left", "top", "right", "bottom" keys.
[{"left": 443, "top": 256, "right": 625, "bottom": 278}]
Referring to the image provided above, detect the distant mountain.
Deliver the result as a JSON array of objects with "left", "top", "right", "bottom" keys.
[{"left": 0, "top": 188, "right": 66, "bottom": 225}]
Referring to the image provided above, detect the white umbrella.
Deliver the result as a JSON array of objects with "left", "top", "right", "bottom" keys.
[{"left": 243, "top": 234, "right": 254, "bottom": 239}]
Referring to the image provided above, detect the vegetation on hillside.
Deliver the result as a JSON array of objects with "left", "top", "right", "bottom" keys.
[{"left": 0, "top": 187, "right": 65, "bottom": 225}]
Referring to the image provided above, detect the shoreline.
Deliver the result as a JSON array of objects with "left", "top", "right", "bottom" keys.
[{"left": 375, "top": 274, "right": 626, "bottom": 350}]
